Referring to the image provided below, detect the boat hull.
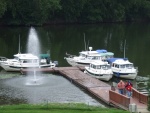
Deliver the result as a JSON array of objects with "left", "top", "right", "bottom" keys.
[
  {"left": 0, "top": 63, "right": 55, "bottom": 72},
  {"left": 65, "top": 57, "right": 89, "bottom": 66},
  {"left": 84, "top": 68, "right": 113, "bottom": 81},
  {"left": 113, "top": 72, "right": 137, "bottom": 79}
]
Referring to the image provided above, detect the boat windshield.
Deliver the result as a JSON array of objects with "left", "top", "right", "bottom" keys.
[
  {"left": 96, "top": 65, "right": 111, "bottom": 69},
  {"left": 126, "top": 64, "right": 133, "bottom": 68},
  {"left": 87, "top": 56, "right": 93, "bottom": 59},
  {"left": 120, "top": 64, "right": 133, "bottom": 68},
  {"left": 120, "top": 65, "right": 126, "bottom": 68},
  {"left": 101, "top": 65, "right": 111, "bottom": 70},
  {"left": 23, "top": 59, "right": 38, "bottom": 63},
  {"left": 79, "top": 53, "right": 86, "bottom": 57},
  {"left": 91, "top": 56, "right": 101, "bottom": 60}
]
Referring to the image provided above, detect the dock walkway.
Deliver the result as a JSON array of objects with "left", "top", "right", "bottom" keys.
[{"left": 21, "top": 67, "right": 149, "bottom": 113}]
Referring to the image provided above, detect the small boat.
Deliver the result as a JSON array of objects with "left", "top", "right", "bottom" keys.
[
  {"left": 0, "top": 53, "right": 57, "bottom": 72},
  {"left": 64, "top": 47, "right": 114, "bottom": 66},
  {"left": 107, "top": 58, "right": 138, "bottom": 79},
  {"left": 84, "top": 61, "right": 113, "bottom": 81}
]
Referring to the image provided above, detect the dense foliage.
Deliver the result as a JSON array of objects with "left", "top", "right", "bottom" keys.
[{"left": 0, "top": 0, "right": 150, "bottom": 25}]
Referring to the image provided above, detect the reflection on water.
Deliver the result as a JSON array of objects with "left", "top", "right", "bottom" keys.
[
  {"left": 0, "top": 73, "right": 103, "bottom": 106},
  {"left": 0, "top": 23, "right": 150, "bottom": 76}
]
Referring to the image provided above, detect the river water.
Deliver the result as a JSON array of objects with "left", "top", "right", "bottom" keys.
[{"left": 0, "top": 23, "right": 150, "bottom": 105}]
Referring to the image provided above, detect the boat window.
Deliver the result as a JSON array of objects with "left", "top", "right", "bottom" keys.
[
  {"left": 14, "top": 57, "right": 19, "bottom": 60},
  {"left": 101, "top": 65, "right": 106, "bottom": 69},
  {"left": 126, "top": 64, "right": 133, "bottom": 68},
  {"left": 112, "top": 63, "right": 115, "bottom": 67},
  {"left": 93, "top": 65, "right": 96, "bottom": 69},
  {"left": 92, "top": 57, "right": 97, "bottom": 60},
  {"left": 101, "top": 65, "right": 110, "bottom": 70},
  {"left": 79, "top": 54, "right": 85, "bottom": 57},
  {"left": 20, "top": 60, "right": 24, "bottom": 63},
  {"left": 108, "top": 65, "right": 111, "bottom": 69},
  {"left": 101, "top": 56, "right": 105, "bottom": 60},
  {"left": 23, "top": 60, "right": 33, "bottom": 63},
  {"left": 98, "top": 57, "right": 101, "bottom": 60},
  {"left": 33, "top": 59, "right": 38, "bottom": 63},
  {"left": 109, "top": 55, "right": 113, "bottom": 58},
  {"left": 29, "top": 60, "right": 33, "bottom": 63},
  {"left": 115, "top": 64, "right": 119, "bottom": 68},
  {"left": 12, "top": 61, "right": 17, "bottom": 63},
  {"left": 120, "top": 65, "right": 125, "bottom": 68},
  {"left": 97, "top": 65, "right": 101, "bottom": 69},
  {"left": 23, "top": 60, "right": 27, "bottom": 63},
  {"left": 87, "top": 56, "right": 92, "bottom": 59}
]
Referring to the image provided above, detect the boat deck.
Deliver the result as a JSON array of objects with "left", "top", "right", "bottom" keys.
[{"left": 20, "top": 67, "right": 149, "bottom": 113}]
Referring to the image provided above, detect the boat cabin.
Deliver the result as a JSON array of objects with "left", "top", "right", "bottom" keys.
[
  {"left": 14, "top": 53, "right": 39, "bottom": 64},
  {"left": 96, "top": 49, "right": 114, "bottom": 61},
  {"left": 107, "top": 58, "right": 134, "bottom": 69},
  {"left": 79, "top": 51, "right": 102, "bottom": 60},
  {"left": 40, "top": 54, "right": 51, "bottom": 64},
  {"left": 89, "top": 61, "right": 111, "bottom": 70}
]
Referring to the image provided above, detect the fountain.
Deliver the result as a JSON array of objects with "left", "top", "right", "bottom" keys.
[
  {"left": 26, "top": 27, "right": 41, "bottom": 84},
  {"left": 27, "top": 27, "right": 41, "bottom": 56}
]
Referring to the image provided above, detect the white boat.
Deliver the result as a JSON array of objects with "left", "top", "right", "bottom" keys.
[
  {"left": 0, "top": 53, "right": 57, "bottom": 72},
  {"left": 64, "top": 47, "right": 114, "bottom": 66},
  {"left": 107, "top": 58, "right": 138, "bottom": 79},
  {"left": 84, "top": 61, "right": 113, "bottom": 81}
]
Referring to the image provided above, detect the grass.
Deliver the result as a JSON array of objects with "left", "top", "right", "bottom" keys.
[{"left": 0, "top": 103, "right": 130, "bottom": 113}]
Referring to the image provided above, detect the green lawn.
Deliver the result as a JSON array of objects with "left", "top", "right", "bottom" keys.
[{"left": 0, "top": 103, "right": 130, "bottom": 113}]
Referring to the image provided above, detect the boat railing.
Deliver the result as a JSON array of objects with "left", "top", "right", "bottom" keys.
[
  {"left": 132, "top": 87, "right": 148, "bottom": 105},
  {"left": 65, "top": 52, "right": 77, "bottom": 58}
]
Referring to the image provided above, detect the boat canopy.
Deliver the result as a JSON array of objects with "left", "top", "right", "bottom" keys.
[
  {"left": 80, "top": 51, "right": 99, "bottom": 55},
  {"left": 106, "top": 52, "right": 114, "bottom": 56},
  {"left": 96, "top": 49, "right": 107, "bottom": 53},
  {"left": 99, "top": 52, "right": 114, "bottom": 56},
  {"left": 107, "top": 58, "right": 128, "bottom": 63},
  {"left": 40, "top": 54, "right": 50, "bottom": 59},
  {"left": 14, "top": 53, "right": 39, "bottom": 60}
]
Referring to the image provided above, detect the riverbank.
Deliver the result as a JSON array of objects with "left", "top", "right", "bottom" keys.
[{"left": 0, "top": 103, "right": 129, "bottom": 113}]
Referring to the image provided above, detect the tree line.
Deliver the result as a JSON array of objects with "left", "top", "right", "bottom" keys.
[{"left": 0, "top": 0, "right": 150, "bottom": 26}]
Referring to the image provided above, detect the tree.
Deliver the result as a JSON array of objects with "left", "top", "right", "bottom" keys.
[
  {"left": 3, "top": 0, "right": 61, "bottom": 25},
  {"left": 60, "top": 0, "right": 87, "bottom": 22},
  {"left": 0, "top": 0, "right": 7, "bottom": 18}
]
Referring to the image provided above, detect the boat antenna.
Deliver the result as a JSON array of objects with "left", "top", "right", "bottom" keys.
[
  {"left": 83, "top": 33, "right": 86, "bottom": 51},
  {"left": 47, "top": 32, "right": 51, "bottom": 55},
  {"left": 86, "top": 40, "right": 90, "bottom": 51},
  {"left": 124, "top": 39, "right": 126, "bottom": 58},
  {"left": 18, "top": 35, "right": 21, "bottom": 54}
]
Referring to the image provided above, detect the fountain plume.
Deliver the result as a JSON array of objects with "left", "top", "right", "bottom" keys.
[{"left": 26, "top": 27, "right": 41, "bottom": 84}]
